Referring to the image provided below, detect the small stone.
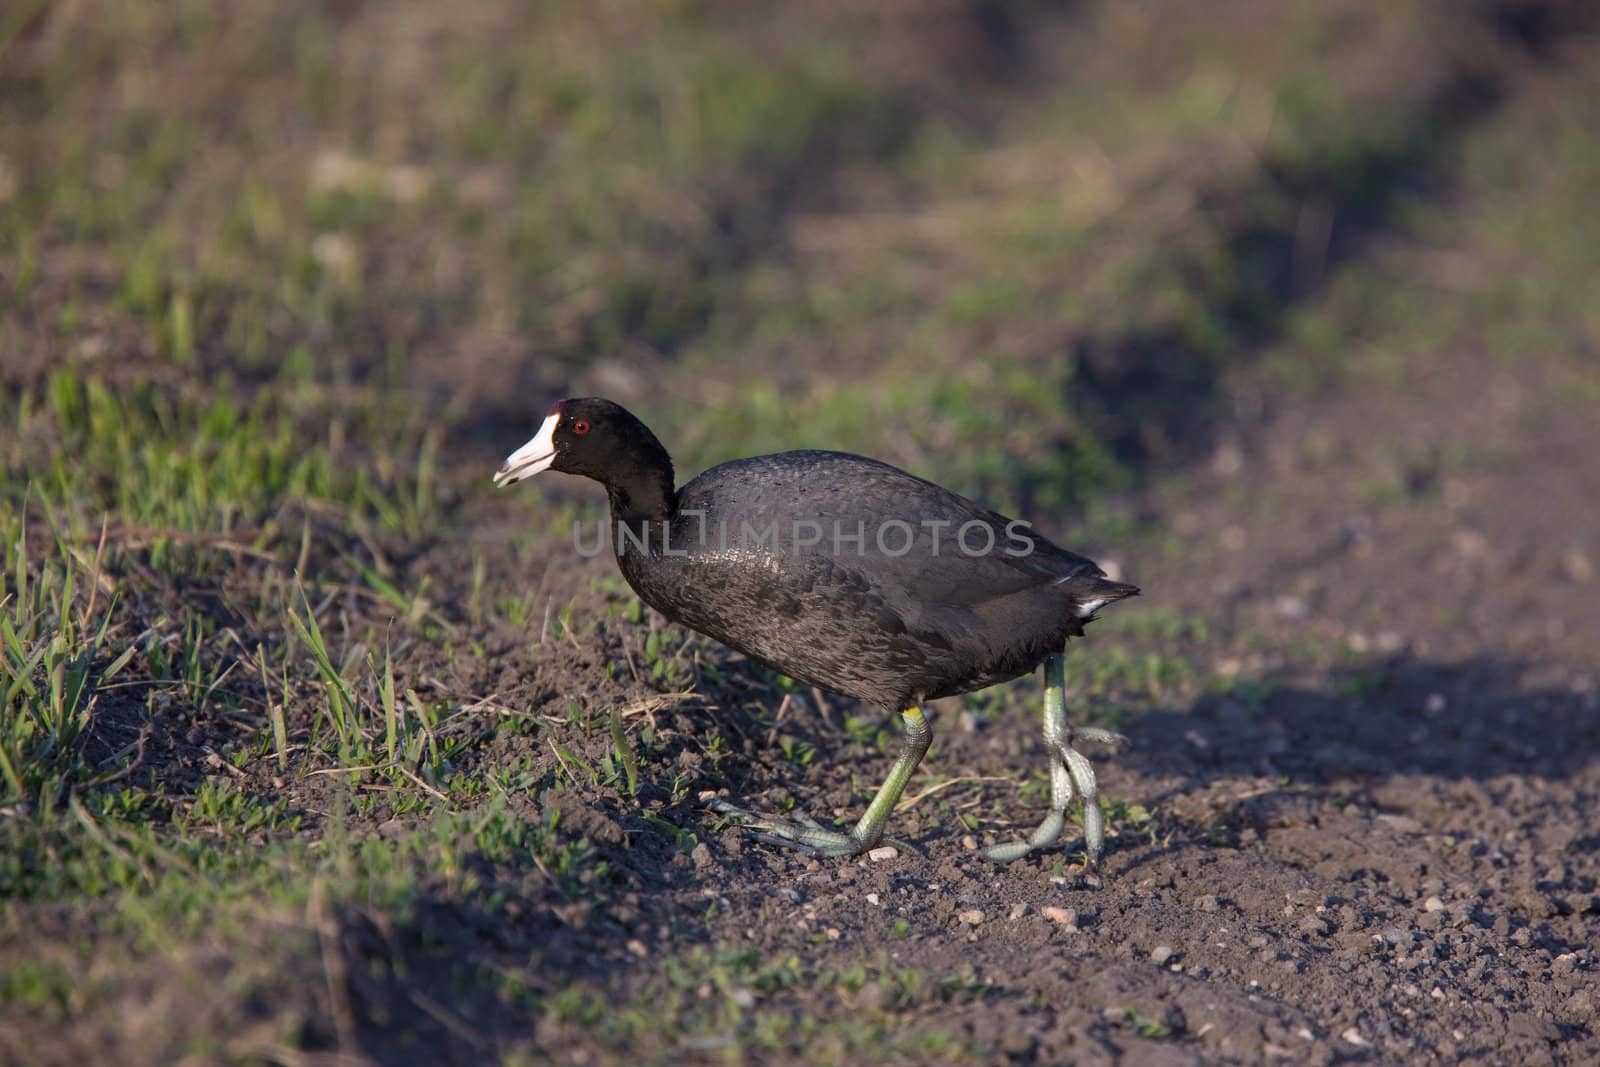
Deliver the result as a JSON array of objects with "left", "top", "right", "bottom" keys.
[
  {"left": 959, "top": 909, "right": 985, "bottom": 925},
  {"left": 1511, "top": 886, "right": 1558, "bottom": 919},
  {"left": 1424, "top": 693, "right": 1447, "bottom": 715},
  {"left": 1431, "top": 987, "right": 1445, "bottom": 1000},
  {"left": 960, "top": 835, "right": 979, "bottom": 851},
  {"left": 1378, "top": 927, "right": 1417, "bottom": 949},
  {"left": 867, "top": 846, "right": 899, "bottom": 863},
  {"left": 1274, "top": 595, "right": 1307, "bottom": 619},
  {"left": 1042, "top": 906, "right": 1078, "bottom": 927},
  {"left": 866, "top": 892, "right": 880, "bottom": 906},
  {"left": 1566, "top": 549, "right": 1594, "bottom": 584},
  {"left": 1194, "top": 894, "right": 1221, "bottom": 912},
  {"left": 691, "top": 842, "right": 713, "bottom": 867},
  {"left": 1151, "top": 945, "right": 1176, "bottom": 965},
  {"left": 1423, "top": 896, "right": 1446, "bottom": 912},
  {"left": 1212, "top": 442, "right": 1244, "bottom": 476},
  {"left": 626, "top": 939, "right": 647, "bottom": 958},
  {"left": 1010, "top": 902, "right": 1031, "bottom": 920},
  {"left": 730, "top": 988, "right": 755, "bottom": 1009},
  {"left": 855, "top": 982, "right": 889, "bottom": 1013},
  {"left": 1299, "top": 916, "right": 1331, "bottom": 937},
  {"left": 1454, "top": 529, "right": 1488, "bottom": 559},
  {"left": 1341, "top": 1028, "right": 1371, "bottom": 1048},
  {"left": 1377, "top": 813, "right": 1423, "bottom": 834},
  {"left": 826, "top": 927, "right": 841, "bottom": 941}
]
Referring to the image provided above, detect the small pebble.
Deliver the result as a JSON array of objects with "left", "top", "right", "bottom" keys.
[
  {"left": 626, "top": 939, "right": 647, "bottom": 958},
  {"left": 855, "top": 982, "right": 889, "bottom": 1012},
  {"left": 1378, "top": 927, "right": 1417, "bottom": 948},
  {"left": 959, "top": 909, "right": 985, "bottom": 925},
  {"left": 826, "top": 927, "right": 841, "bottom": 941},
  {"left": 1423, "top": 896, "right": 1446, "bottom": 912},
  {"left": 1151, "top": 946, "right": 1176, "bottom": 965},
  {"left": 1377, "top": 813, "right": 1423, "bottom": 834},
  {"left": 867, "top": 846, "right": 899, "bottom": 863},
  {"left": 1042, "top": 906, "right": 1078, "bottom": 927},
  {"left": 1511, "top": 886, "right": 1558, "bottom": 919},
  {"left": 1010, "top": 902, "right": 1031, "bottom": 920},
  {"left": 1274, "top": 595, "right": 1307, "bottom": 619},
  {"left": 1566, "top": 549, "right": 1594, "bottom": 583},
  {"left": 1195, "top": 894, "right": 1220, "bottom": 912},
  {"left": 1341, "top": 1028, "right": 1371, "bottom": 1049},
  {"left": 960, "top": 835, "right": 979, "bottom": 851},
  {"left": 866, "top": 892, "right": 880, "bottom": 906}
]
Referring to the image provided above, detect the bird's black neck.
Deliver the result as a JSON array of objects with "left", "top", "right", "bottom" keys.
[
  {"left": 561, "top": 407, "right": 673, "bottom": 532},
  {"left": 607, "top": 477, "right": 675, "bottom": 526},
  {"left": 603, "top": 438, "right": 676, "bottom": 527}
]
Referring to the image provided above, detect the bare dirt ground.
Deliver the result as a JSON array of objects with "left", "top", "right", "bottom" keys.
[{"left": 4, "top": 2, "right": 1599, "bottom": 1065}]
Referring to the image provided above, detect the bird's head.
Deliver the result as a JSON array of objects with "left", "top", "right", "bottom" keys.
[{"left": 493, "top": 397, "right": 672, "bottom": 493}]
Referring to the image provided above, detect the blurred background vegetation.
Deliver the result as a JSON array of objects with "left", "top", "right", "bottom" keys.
[
  {"left": 8, "top": 0, "right": 1593, "bottom": 523},
  {"left": 3, "top": 0, "right": 1599, "bottom": 1061}
]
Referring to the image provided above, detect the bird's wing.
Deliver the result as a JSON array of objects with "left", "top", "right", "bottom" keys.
[{"left": 678, "top": 451, "right": 1105, "bottom": 614}]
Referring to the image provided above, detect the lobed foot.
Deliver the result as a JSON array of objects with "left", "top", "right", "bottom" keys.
[
  {"left": 980, "top": 726, "right": 1125, "bottom": 866},
  {"left": 708, "top": 798, "right": 881, "bottom": 858},
  {"left": 709, "top": 705, "right": 932, "bottom": 861}
]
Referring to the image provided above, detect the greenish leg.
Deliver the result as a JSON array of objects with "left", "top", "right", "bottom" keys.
[
  {"left": 980, "top": 651, "right": 1124, "bottom": 867},
  {"left": 709, "top": 706, "right": 930, "bottom": 858}
]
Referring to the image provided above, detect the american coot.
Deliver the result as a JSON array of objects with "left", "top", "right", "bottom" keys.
[{"left": 495, "top": 398, "right": 1138, "bottom": 865}]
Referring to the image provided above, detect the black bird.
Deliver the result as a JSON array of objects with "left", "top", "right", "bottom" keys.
[{"left": 495, "top": 398, "right": 1138, "bottom": 864}]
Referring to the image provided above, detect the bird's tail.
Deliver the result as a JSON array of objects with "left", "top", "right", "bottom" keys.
[{"left": 1070, "top": 577, "right": 1139, "bottom": 620}]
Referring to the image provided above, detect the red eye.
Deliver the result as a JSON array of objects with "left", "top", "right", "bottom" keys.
[{"left": 573, "top": 419, "right": 591, "bottom": 435}]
